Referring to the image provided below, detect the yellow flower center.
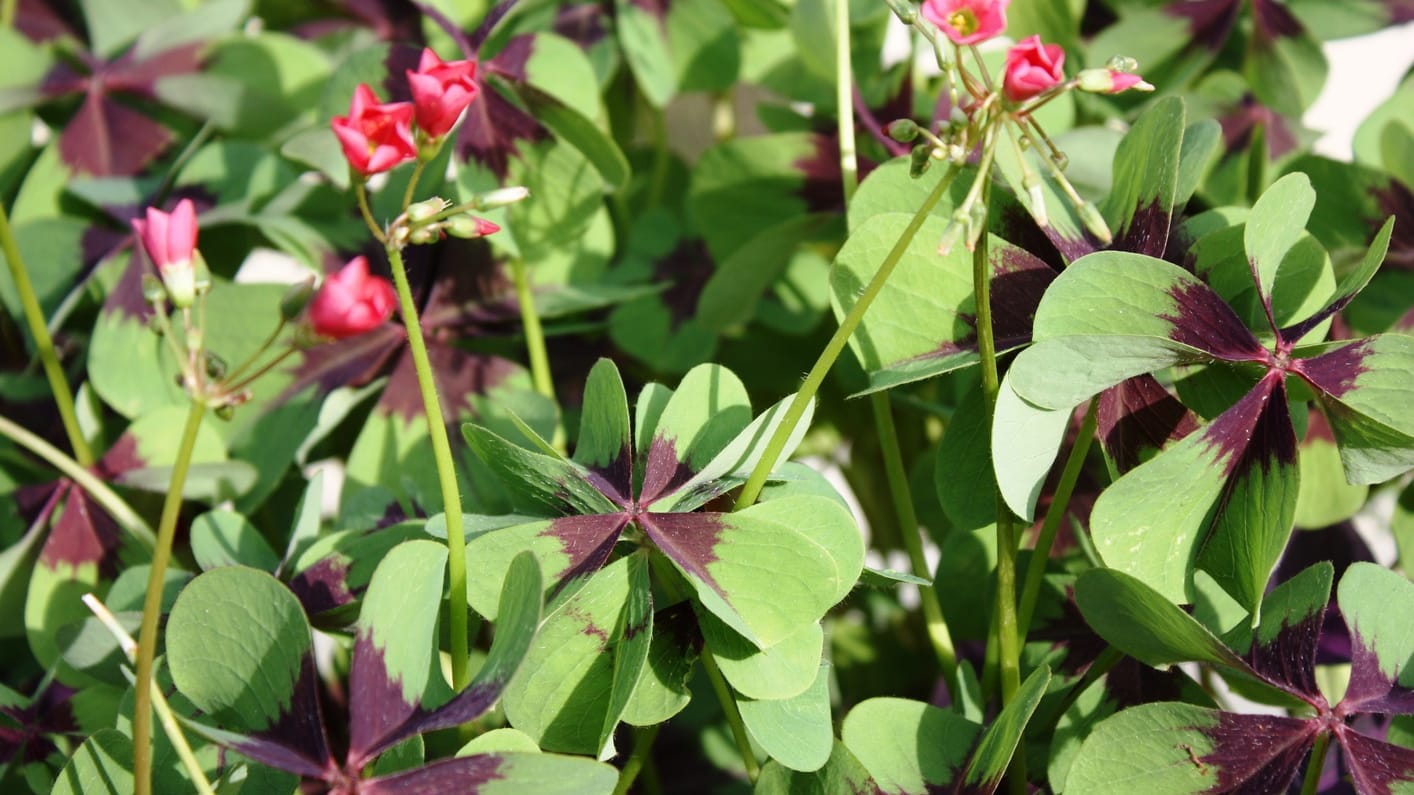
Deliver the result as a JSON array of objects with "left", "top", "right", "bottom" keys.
[{"left": 948, "top": 9, "right": 978, "bottom": 36}]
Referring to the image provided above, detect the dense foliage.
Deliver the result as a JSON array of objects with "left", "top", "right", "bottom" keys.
[{"left": 1, "top": 0, "right": 1412, "bottom": 794}]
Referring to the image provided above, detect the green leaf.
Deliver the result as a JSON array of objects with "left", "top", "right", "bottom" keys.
[
  {"left": 503, "top": 555, "right": 650, "bottom": 756},
  {"left": 738, "top": 663, "right": 834, "bottom": 773},
  {"left": 1302, "top": 334, "right": 1414, "bottom": 484},
  {"left": 617, "top": 0, "right": 741, "bottom": 106},
  {"left": 1294, "top": 416, "right": 1368, "bottom": 528},
  {"left": 1244, "top": 22, "right": 1327, "bottom": 117},
  {"left": 991, "top": 376, "right": 1070, "bottom": 521},
  {"left": 702, "top": 614, "right": 823, "bottom": 700},
  {"left": 638, "top": 363, "right": 752, "bottom": 494},
  {"left": 279, "top": 470, "right": 324, "bottom": 575},
  {"left": 1337, "top": 562, "right": 1414, "bottom": 704},
  {"left": 1245, "top": 173, "right": 1316, "bottom": 316},
  {"left": 190, "top": 510, "right": 280, "bottom": 572},
  {"left": 697, "top": 215, "right": 827, "bottom": 333},
  {"left": 463, "top": 424, "right": 618, "bottom": 516},
  {"left": 572, "top": 359, "right": 632, "bottom": 482},
  {"left": 688, "top": 133, "right": 829, "bottom": 261},
  {"left": 842, "top": 698, "right": 979, "bottom": 794},
  {"left": 515, "top": 87, "right": 629, "bottom": 191},
  {"left": 1101, "top": 96, "right": 1185, "bottom": 254},
  {"left": 167, "top": 566, "right": 312, "bottom": 732},
  {"left": 1075, "top": 568, "right": 1251, "bottom": 672},
  {"left": 50, "top": 729, "right": 188, "bottom": 795},
  {"left": 658, "top": 496, "right": 861, "bottom": 648},
  {"left": 960, "top": 666, "right": 1051, "bottom": 794},
  {"left": 831, "top": 213, "right": 1052, "bottom": 394},
  {"left": 621, "top": 605, "right": 698, "bottom": 726},
  {"left": 460, "top": 514, "right": 611, "bottom": 621},
  {"left": 754, "top": 741, "right": 876, "bottom": 795}
]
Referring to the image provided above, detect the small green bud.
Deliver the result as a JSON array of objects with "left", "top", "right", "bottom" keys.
[
  {"left": 280, "top": 277, "right": 316, "bottom": 322},
  {"left": 473, "top": 186, "right": 530, "bottom": 210},
  {"left": 407, "top": 197, "right": 447, "bottom": 223},
  {"left": 409, "top": 225, "right": 441, "bottom": 245},
  {"left": 887, "top": 119, "right": 920, "bottom": 143},
  {"left": 215, "top": 403, "right": 236, "bottom": 421},
  {"left": 1106, "top": 55, "right": 1139, "bottom": 73},
  {"left": 937, "top": 209, "right": 969, "bottom": 255},
  {"left": 909, "top": 144, "right": 933, "bottom": 178},
  {"left": 192, "top": 250, "right": 211, "bottom": 296},
  {"left": 205, "top": 352, "right": 227, "bottom": 381},
  {"left": 444, "top": 215, "right": 501, "bottom": 239}
]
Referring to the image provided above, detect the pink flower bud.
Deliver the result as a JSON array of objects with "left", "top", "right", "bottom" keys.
[
  {"left": 1077, "top": 68, "right": 1154, "bottom": 95},
  {"left": 920, "top": 0, "right": 1009, "bottom": 46},
  {"left": 406, "top": 48, "right": 479, "bottom": 139},
  {"left": 132, "top": 199, "right": 199, "bottom": 308},
  {"left": 308, "top": 256, "right": 397, "bottom": 340},
  {"left": 1003, "top": 35, "right": 1065, "bottom": 104},
  {"left": 330, "top": 85, "right": 418, "bottom": 177}
]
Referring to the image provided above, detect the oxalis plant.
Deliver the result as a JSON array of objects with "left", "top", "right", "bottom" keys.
[{"left": 0, "top": 0, "right": 1411, "bottom": 793}]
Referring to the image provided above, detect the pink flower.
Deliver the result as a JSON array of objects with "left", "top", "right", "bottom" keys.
[
  {"left": 1003, "top": 36, "right": 1065, "bottom": 104},
  {"left": 308, "top": 257, "right": 397, "bottom": 339},
  {"left": 921, "top": 0, "right": 1009, "bottom": 45},
  {"left": 132, "top": 198, "right": 198, "bottom": 307},
  {"left": 406, "top": 48, "right": 479, "bottom": 139},
  {"left": 330, "top": 85, "right": 417, "bottom": 176}
]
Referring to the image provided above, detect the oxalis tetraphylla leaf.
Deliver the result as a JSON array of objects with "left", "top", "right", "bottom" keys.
[
  {"left": 1068, "top": 562, "right": 1414, "bottom": 793},
  {"left": 459, "top": 359, "right": 863, "bottom": 750}
]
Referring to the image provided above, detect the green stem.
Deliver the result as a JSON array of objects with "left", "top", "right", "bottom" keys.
[
  {"left": 1040, "top": 646, "right": 1122, "bottom": 730},
  {"left": 971, "top": 186, "right": 1024, "bottom": 793},
  {"left": 83, "top": 594, "right": 215, "bottom": 795},
  {"left": 612, "top": 724, "right": 661, "bottom": 795},
  {"left": 1299, "top": 731, "right": 1331, "bottom": 795},
  {"left": 133, "top": 400, "right": 206, "bottom": 795},
  {"left": 223, "top": 318, "right": 286, "bottom": 382},
  {"left": 871, "top": 392, "right": 957, "bottom": 684},
  {"left": 735, "top": 163, "right": 962, "bottom": 510},
  {"left": 834, "top": 0, "right": 857, "bottom": 201},
  {"left": 354, "top": 181, "right": 387, "bottom": 244},
  {"left": 702, "top": 650, "right": 760, "bottom": 781},
  {"left": 0, "top": 413, "right": 154, "bottom": 550},
  {"left": 385, "top": 245, "right": 470, "bottom": 689},
  {"left": 1015, "top": 398, "right": 1098, "bottom": 639},
  {"left": 402, "top": 160, "right": 428, "bottom": 214},
  {"left": 510, "top": 258, "right": 555, "bottom": 403},
  {"left": 0, "top": 202, "right": 94, "bottom": 467},
  {"left": 223, "top": 347, "right": 297, "bottom": 396},
  {"left": 0, "top": 0, "right": 14, "bottom": 28}
]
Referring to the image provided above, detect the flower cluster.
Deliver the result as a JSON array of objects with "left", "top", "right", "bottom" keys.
[
  {"left": 330, "top": 48, "right": 480, "bottom": 177},
  {"left": 888, "top": 0, "right": 1153, "bottom": 252}
]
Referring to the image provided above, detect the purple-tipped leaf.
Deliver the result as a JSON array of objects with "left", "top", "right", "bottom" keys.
[
  {"left": 1336, "top": 562, "right": 1414, "bottom": 716},
  {"left": 1340, "top": 729, "right": 1414, "bottom": 795},
  {"left": 1097, "top": 374, "right": 1201, "bottom": 473},
  {"left": 1222, "top": 562, "right": 1332, "bottom": 700},
  {"left": 1295, "top": 335, "right": 1414, "bottom": 484}
]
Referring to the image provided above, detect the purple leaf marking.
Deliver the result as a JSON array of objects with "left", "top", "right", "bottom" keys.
[
  {"left": 1097, "top": 375, "right": 1200, "bottom": 474},
  {"left": 1199, "top": 371, "right": 1297, "bottom": 478},
  {"left": 1251, "top": 0, "right": 1306, "bottom": 38},
  {"left": 1341, "top": 633, "right": 1414, "bottom": 716},
  {"left": 237, "top": 655, "right": 335, "bottom": 778},
  {"left": 346, "top": 631, "right": 420, "bottom": 767},
  {"left": 1216, "top": 95, "right": 1300, "bottom": 159},
  {"left": 1113, "top": 199, "right": 1174, "bottom": 258},
  {"left": 1340, "top": 728, "right": 1414, "bottom": 795},
  {"left": 1292, "top": 339, "right": 1372, "bottom": 399},
  {"left": 287, "top": 556, "right": 355, "bottom": 617},
  {"left": 654, "top": 240, "right": 717, "bottom": 331},
  {"left": 1164, "top": 0, "right": 1241, "bottom": 51},
  {"left": 638, "top": 512, "right": 727, "bottom": 598},
  {"left": 541, "top": 514, "right": 630, "bottom": 594},
  {"left": 362, "top": 754, "right": 507, "bottom": 795},
  {"left": 38, "top": 488, "right": 123, "bottom": 577},
  {"left": 1161, "top": 279, "right": 1268, "bottom": 362},
  {"left": 1371, "top": 180, "right": 1414, "bottom": 270},
  {"left": 377, "top": 342, "right": 518, "bottom": 425},
  {"left": 1247, "top": 596, "right": 1324, "bottom": 700},
  {"left": 638, "top": 437, "right": 697, "bottom": 506},
  {"left": 1196, "top": 712, "right": 1317, "bottom": 793},
  {"left": 458, "top": 35, "right": 547, "bottom": 179}
]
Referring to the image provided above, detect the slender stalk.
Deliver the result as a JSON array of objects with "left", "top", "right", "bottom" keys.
[
  {"left": 971, "top": 186, "right": 1024, "bottom": 793},
  {"left": 354, "top": 181, "right": 387, "bottom": 244},
  {"left": 1015, "top": 399, "right": 1098, "bottom": 639},
  {"left": 510, "top": 258, "right": 555, "bottom": 403},
  {"left": 384, "top": 244, "right": 470, "bottom": 689},
  {"left": 0, "top": 414, "right": 154, "bottom": 550},
  {"left": 701, "top": 650, "right": 760, "bottom": 782},
  {"left": 735, "top": 164, "right": 962, "bottom": 510},
  {"left": 401, "top": 160, "right": 428, "bottom": 214},
  {"left": 153, "top": 121, "right": 215, "bottom": 205},
  {"left": 1040, "top": 646, "right": 1122, "bottom": 729},
  {"left": 871, "top": 392, "right": 957, "bottom": 683},
  {"left": 612, "top": 724, "right": 662, "bottom": 795},
  {"left": 1298, "top": 731, "right": 1331, "bottom": 795},
  {"left": 834, "top": 0, "right": 857, "bottom": 200},
  {"left": 223, "top": 347, "right": 297, "bottom": 395},
  {"left": 1, "top": 202, "right": 94, "bottom": 467},
  {"left": 83, "top": 595, "right": 215, "bottom": 795},
  {"left": 0, "top": 0, "right": 14, "bottom": 28},
  {"left": 133, "top": 400, "right": 206, "bottom": 795},
  {"left": 223, "top": 318, "right": 287, "bottom": 382}
]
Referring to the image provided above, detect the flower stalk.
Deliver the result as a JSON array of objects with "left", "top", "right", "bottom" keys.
[
  {"left": 0, "top": 202, "right": 94, "bottom": 467},
  {"left": 132, "top": 399, "right": 207, "bottom": 795}
]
